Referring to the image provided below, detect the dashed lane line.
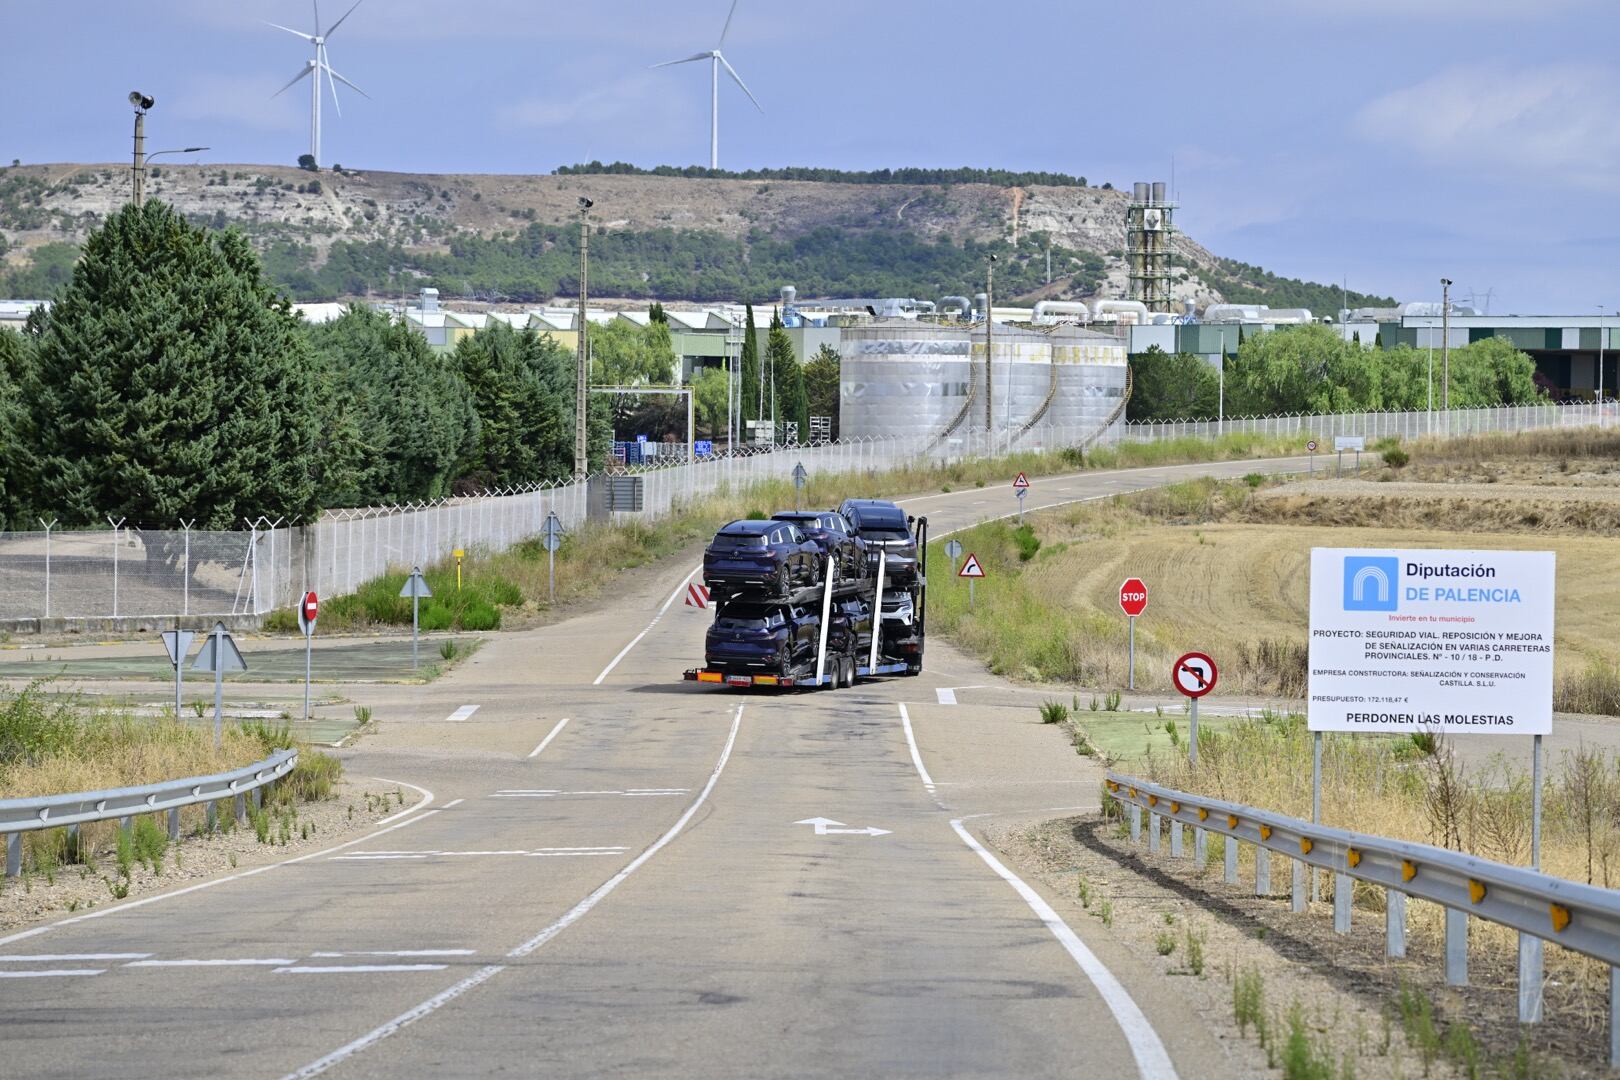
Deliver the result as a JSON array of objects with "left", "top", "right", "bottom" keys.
[
  {"left": 280, "top": 702, "right": 746, "bottom": 1080},
  {"left": 0, "top": 953, "right": 149, "bottom": 962},
  {"left": 126, "top": 958, "right": 293, "bottom": 968},
  {"left": 527, "top": 717, "right": 570, "bottom": 759},
  {"left": 276, "top": 965, "right": 450, "bottom": 975},
  {"left": 444, "top": 705, "right": 480, "bottom": 723},
  {"left": 0, "top": 969, "right": 105, "bottom": 978}
]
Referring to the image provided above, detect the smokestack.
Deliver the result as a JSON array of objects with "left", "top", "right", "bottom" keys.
[
  {"left": 1133, "top": 182, "right": 1149, "bottom": 203},
  {"left": 1151, "top": 181, "right": 1166, "bottom": 204}
]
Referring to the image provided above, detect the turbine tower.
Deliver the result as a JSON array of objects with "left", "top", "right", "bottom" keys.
[
  {"left": 268, "top": 0, "right": 370, "bottom": 167},
  {"left": 653, "top": 0, "right": 762, "bottom": 170}
]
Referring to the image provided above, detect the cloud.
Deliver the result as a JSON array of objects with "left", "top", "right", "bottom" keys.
[{"left": 1354, "top": 64, "right": 1620, "bottom": 190}]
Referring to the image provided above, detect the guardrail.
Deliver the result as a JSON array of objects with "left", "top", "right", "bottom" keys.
[
  {"left": 1105, "top": 770, "right": 1620, "bottom": 1066},
  {"left": 2, "top": 748, "right": 299, "bottom": 877}
]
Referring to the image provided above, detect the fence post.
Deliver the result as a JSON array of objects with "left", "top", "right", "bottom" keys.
[
  {"left": 108, "top": 516, "right": 126, "bottom": 617},
  {"left": 180, "top": 520, "right": 194, "bottom": 616},
  {"left": 38, "top": 518, "right": 55, "bottom": 619}
]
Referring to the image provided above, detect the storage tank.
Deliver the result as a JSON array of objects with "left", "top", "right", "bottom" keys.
[{"left": 838, "top": 321, "right": 1127, "bottom": 443}]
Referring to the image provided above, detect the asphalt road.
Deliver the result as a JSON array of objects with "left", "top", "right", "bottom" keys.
[{"left": 0, "top": 456, "right": 1316, "bottom": 1080}]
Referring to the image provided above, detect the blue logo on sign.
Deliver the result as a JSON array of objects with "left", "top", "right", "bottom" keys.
[{"left": 1343, "top": 556, "right": 1399, "bottom": 611}]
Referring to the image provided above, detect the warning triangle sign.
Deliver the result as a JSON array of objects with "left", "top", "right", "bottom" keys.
[
  {"left": 958, "top": 553, "right": 986, "bottom": 579},
  {"left": 191, "top": 623, "right": 247, "bottom": 674},
  {"left": 1012, "top": 472, "right": 1030, "bottom": 490}
]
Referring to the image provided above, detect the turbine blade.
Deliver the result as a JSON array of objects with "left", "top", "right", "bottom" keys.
[
  {"left": 651, "top": 51, "right": 712, "bottom": 69},
  {"left": 718, "top": 0, "right": 739, "bottom": 48},
  {"left": 313, "top": 0, "right": 321, "bottom": 35},
  {"left": 718, "top": 53, "right": 763, "bottom": 112},
  {"left": 324, "top": 54, "right": 342, "bottom": 117},
  {"left": 271, "top": 64, "right": 315, "bottom": 98},
  {"left": 324, "top": 0, "right": 364, "bottom": 38},
  {"left": 323, "top": 59, "right": 370, "bottom": 99},
  {"left": 264, "top": 20, "right": 315, "bottom": 41}
]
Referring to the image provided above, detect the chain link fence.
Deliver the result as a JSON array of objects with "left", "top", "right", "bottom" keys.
[{"left": 2, "top": 401, "right": 1607, "bottom": 624}]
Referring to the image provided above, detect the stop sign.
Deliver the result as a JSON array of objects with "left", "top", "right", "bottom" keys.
[{"left": 1119, "top": 578, "right": 1148, "bottom": 617}]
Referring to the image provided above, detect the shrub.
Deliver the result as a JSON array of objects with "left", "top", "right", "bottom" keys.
[
  {"left": 1039, "top": 700, "right": 1069, "bottom": 725},
  {"left": 1381, "top": 446, "right": 1410, "bottom": 469},
  {"left": 460, "top": 599, "right": 501, "bottom": 631},
  {"left": 1012, "top": 524, "right": 1041, "bottom": 561}
]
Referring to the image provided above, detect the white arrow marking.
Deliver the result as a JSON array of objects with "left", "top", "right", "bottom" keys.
[{"left": 794, "top": 817, "right": 891, "bottom": 837}]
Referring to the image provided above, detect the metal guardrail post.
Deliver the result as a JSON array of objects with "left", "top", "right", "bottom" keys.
[
  {"left": 1333, "top": 874, "right": 1352, "bottom": 933},
  {"left": 1255, "top": 846, "right": 1271, "bottom": 896},
  {"left": 1128, "top": 804, "right": 1141, "bottom": 843},
  {"left": 1292, "top": 860, "right": 1307, "bottom": 913},
  {"left": 1611, "top": 969, "right": 1620, "bottom": 1068},
  {"left": 1147, "top": 812, "right": 1160, "bottom": 853},
  {"left": 1224, "top": 836, "right": 1237, "bottom": 884},
  {"left": 167, "top": 807, "right": 181, "bottom": 842},
  {"left": 1387, "top": 891, "right": 1407, "bottom": 957},
  {"left": 5, "top": 833, "right": 18, "bottom": 878},
  {"left": 1445, "top": 908, "right": 1468, "bottom": 986},
  {"left": 1519, "top": 936, "right": 1544, "bottom": 1023},
  {"left": 1169, "top": 820, "right": 1183, "bottom": 858},
  {"left": 1193, "top": 827, "right": 1206, "bottom": 870},
  {"left": 234, "top": 794, "right": 246, "bottom": 825}
]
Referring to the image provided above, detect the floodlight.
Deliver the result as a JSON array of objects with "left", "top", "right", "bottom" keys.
[{"left": 579, "top": 197, "right": 594, "bottom": 209}]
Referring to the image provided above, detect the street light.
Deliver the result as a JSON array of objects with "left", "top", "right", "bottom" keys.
[
  {"left": 1217, "top": 327, "right": 1226, "bottom": 435},
  {"left": 986, "top": 254, "right": 997, "bottom": 452},
  {"left": 1598, "top": 305, "right": 1607, "bottom": 409},
  {"left": 1440, "top": 278, "right": 1452, "bottom": 434},
  {"left": 574, "top": 197, "right": 593, "bottom": 479},
  {"left": 146, "top": 146, "right": 209, "bottom": 161},
  {"left": 128, "top": 90, "right": 155, "bottom": 206}
]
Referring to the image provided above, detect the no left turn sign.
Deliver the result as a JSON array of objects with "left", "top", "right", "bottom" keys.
[{"left": 1171, "top": 652, "right": 1217, "bottom": 698}]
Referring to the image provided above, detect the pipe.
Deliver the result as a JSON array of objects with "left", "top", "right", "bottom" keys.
[
  {"left": 1201, "top": 303, "right": 1265, "bottom": 323},
  {"left": 780, "top": 286, "right": 797, "bottom": 306},
  {"left": 1032, "top": 300, "right": 1090, "bottom": 325},
  {"left": 1090, "top": 299, "right": 1150, "bottom": 325},
  {"left": 940, "top": 296, "right": 972, "bottom": 319},
  {"left": 974, "top": 292, "right": 989, "bottom": 321}
]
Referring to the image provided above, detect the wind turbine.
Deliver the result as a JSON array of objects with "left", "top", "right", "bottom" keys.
[
  {"left": 268, "top": 0, "right": 370, "bottom": 168},
  {"left": 653, "top": 0, "right": 763, "bottom": 170}
]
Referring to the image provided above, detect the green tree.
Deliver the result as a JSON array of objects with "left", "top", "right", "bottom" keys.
[
  {"left": 0, "top": 328, "right": 29, "bottom": 526},
  {"left": 1127, "top": 346, "right": 1220, "bottom": 421},
  {"left": 25, "top": 202, "right": 321, "bottom": 528},
  {"left": 1446, "top": 337, "right": 1543, "bottom": 406},
  {"left": 589, "top": 319, "right": 677, "bottom": 385},
  {"left": 306, "top": 306, "right": 478, "bottom": 502},
  {"left": 804, "top": 343, "right": 841, "bottom": 438},
  {"left": 297, "top": 154, "right": 318, "bottom": 172},
  {"left": 691, "top": 366, "right": 731, "bottom": 440},
  {"left": 740, "top": 304, "right": 761, "bottom": 427},
  {"left": 768, "top": 311, "right": 807, "bottom": 442},
  {"left": 1224, "top": 324, "right": 1381, "bottom": 414},
  {"left": 452, "top": 321, "right": 573, "bottom": 488}
]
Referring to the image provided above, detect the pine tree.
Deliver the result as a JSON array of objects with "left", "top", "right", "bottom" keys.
[
  {"left": 804, "top": 344, "right": 841, "bottom": 439},
  {"left": 0, "top": 328, "right": 29, "bottom": 526},
  {"left": 26, "top": 201, "right": 322, "bottom": 528},
  {"left": 452, "top": 321, "right": 573, "bottom": 487},
  {"left": 740, "top": 303, "right": 761, "bottom": 431}
]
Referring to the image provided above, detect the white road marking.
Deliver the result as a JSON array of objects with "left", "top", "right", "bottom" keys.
[
  {"left": 0, "top": 953, "right": 150, "bottom": 962},
  {"left": 0, "top": 790, "right": 441, "bottom": 948},
  {"left": 443, "top": 799, "right": 465, "bottom": 809},
  {"left": 310, "top": 950, "right": 475, "bottom": 958},
  {"left": 276, "top": 964, "right": 450, "bottom": 975},
  {"left": 527, "top": 717, "right": 570, "bottom": 758},
  {"left": 936, "top": 688, "right": 956, "bottom": 705},
  {"left": 126, "top": 958, "right": 293, "bottom": 968},
  {"left": 491, "top": 788, "right": 687, "bottom": 798},
  {"left": 282, "top": 703, "right": 746, "bottom": 1080},
  {"left": 444, "top": 705, "right": 480, "bottom": 723},
  {"left": 371, "top": 778, "right": 435, "bottom": 825},
  {"left": 0, "top": 968, "right": 105, "bottom": 978},
  {"left": 331, "top": 847, "right": 627, "bottom": 861},
  {"left": 948, "top": 819, "right": 1178, "bottom": 1080},
  {"left": 794, "top": 817, "right": 891, "bottom": 837},
  {"left": 898, "top": 703, "right": 936, "bottom": 793},
  {"left": 593, "top": 564, "right": 701, "bottom": 684}
]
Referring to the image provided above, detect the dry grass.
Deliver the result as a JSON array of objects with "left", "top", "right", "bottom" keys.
[{"left": 1139, "top": 715, "right": 1620, "bottom": 1016}]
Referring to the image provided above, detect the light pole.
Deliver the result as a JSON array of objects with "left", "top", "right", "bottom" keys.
[
  {"left": 1217, "top": 327, "right": 1226, "bottom": 435},
  {"left": 1441, "top": 278, "right": 1452, "bottom": 434},
  {"left": 574, "top": 197, "right": 593, "bottom": 479},
  {"left": 1598, "top": 305, "right": 1606, "bottom": 408},
  {"left": 127, "top": 91, "right": 155, "bottom": 206},
  {"left": 986, "top": 254, "right": 997, "bottom": 451}
]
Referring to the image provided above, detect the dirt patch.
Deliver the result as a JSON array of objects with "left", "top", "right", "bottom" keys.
[
  {"left": 994, "top": 812, "right": 1607, "bottom": 1077},
  {"left": 0, "top": 779, "right": 413, "bottom": 934},
  {"left": 1248, "top": 480, "right": 1620, "bottom": 536}
]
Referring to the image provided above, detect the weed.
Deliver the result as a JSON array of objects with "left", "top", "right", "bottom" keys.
[
  {"left": 191, "top": 700, "right": 206, "bottom": 718},
  {"left": 1395, "top": 980, "right": 1440, "bottom": 1074},
  {"left": 1233, "top": 967, "right": 1266, "bottom": 1037},
  {"left": 1381, "top": 446, "right": 1410, "bottom": 469},
  {"left": 114, "top": 827, "right": 134, "bottom": 880},
  {"left": 1184, "top": 924, "right": 1205, "bottom": 976},
  {"left": 1012, "top": 523, "right": 1041, "bottom": 561},
  {"left": 132, "top": 817, "right": 167, "bottom": 874},
  {"left": 301, "top": 822, "right": 310, "bottom": 841},
  {"left": 1281, "top": 1003, "right": 1335, "bottom": 1080},
  {"left": 1039, "top": 700, "right": 1069, "bottom": 725},
  {"left": 1104, "top": 690, "right": 1121, "bottom": 712},
  {"left": 107, "top": 878, "right": 129, "bottom": 900},
  {"left": 251, "top": 806, "right": 271, "bottom": 844},
  {"left": 1076, "top": 876, "right": 1092, "bottom": 908},
  {"left": 1097, "top": 899, "right": 1114, "bottom": 927},
  {"left": 1243, "top": 472, "right": 1266, "bottom": 488},
  {"left": 353, "top": 705, "right": 373, "bottom": 726},
  {"left": 439, "top": 640, "right": 459, "bottom": 662},
  {"left": 227, "top": 851, "right": 237, "bottom": 869},
  {"left": 65, "top": 898, "right": 78, "bottom": 912},
  {"left": 1154, "top": 931, "right": 1176, "bottom": 956},
  {"left": 1162, "top": 910, "right": 1177, "bottom": 926},
  {"left": 1089, "top": 695, "right": 1100, "bottom": 712},
  {"left": 1443, "top": 1021, "right": 1481, "bottom": 1080}
]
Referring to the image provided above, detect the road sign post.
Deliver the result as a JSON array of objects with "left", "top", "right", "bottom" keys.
[
  {"left": 191, "top": 621, "right": 247, "bottom": 748},
  {"left": 454, "top": 548, "right": 465, "bottom": 591},
  {"left": 1170, "top": 651, "right": 1217, "bottom": 767},
  {"left": 1307, "top": 439, "right": 1318, "bottom": 476},
  {"left": 542, "top": 512, "right": 566, "bottom": 603},
  {"left": 399, "top": 569, "right": 432, "bottom": 671},
  {"left": 793, "top": 462, "right": 808, "bottom": 512},
  {"left": 161, "top": 628, "right": 195, "bottom": 722},
  {"left": 944, "top": 538, "right": 963, "bottom": 578},
  {"left": 297, "top": 590, "right": 319, "bottom": 723},
  {"left": 1119, "top": 578, "right": 1148, "bottom": 691},
  {"left": 958, "top": 551, "right": 985, "bottom": 609},
  {"left": 1013, "top": 472, "right": 1030, "bottom": 524}
]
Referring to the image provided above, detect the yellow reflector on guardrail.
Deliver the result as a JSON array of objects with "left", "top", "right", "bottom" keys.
[
  {"left": 1300, "top": 838, "right": 1313, "bottom": 855},
  {"left": 1347, "top": 848, "right": 1361, "bottom": 869},
  {"left": 1227, "top": 815, "right": 1239, "bottom": 829},
  {"left": 1198, "top": 808, "right": 1208, "bottom": 821},
  {"left": 1551, "top": 904, "right": 1571, "bottom": 933},
  {"left": 1259, "top": 826, "right": 1272, "bottom": 840},
  {"left": 1402, "top": 860, "right": 1417, "bottom": 883},
  {"left": 1469, "top": 879, "right": 1487, "bottom": 904}
]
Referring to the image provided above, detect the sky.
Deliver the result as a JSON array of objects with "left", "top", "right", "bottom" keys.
[{"left": 3, "top": 0, "right": 1617, "bottom": 314}]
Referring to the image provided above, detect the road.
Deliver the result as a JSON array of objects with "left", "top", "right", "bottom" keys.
[{"left": 0, "top": 456, "right": 1314, "bottom": 1080}]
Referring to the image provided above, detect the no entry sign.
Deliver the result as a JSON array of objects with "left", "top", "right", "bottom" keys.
[
  {"left": 1119, "top": 578, "right": 1148, "bottom": 617},
  {"left": 1172, "top": 652, "right": 1218, "bottom": 698},
  {"left": 297, "top": 590, "right": 319, "bottom": 636}
]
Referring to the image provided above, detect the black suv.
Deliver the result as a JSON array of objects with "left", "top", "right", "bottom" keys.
[
  {"left": 703, "top": 519, "right": 822, "bottom": 599},
  {"left": 705, "top": 601, "right": 821, "bottom": 675},
  {"left": 838, "top": 499, "right": 918, "bottom": 583},
  {"left": 770, "top": 510, "right": 869, "bottom": 583},
  {"left": 828, "top": 596, "right": 874, "bottom": 660}
]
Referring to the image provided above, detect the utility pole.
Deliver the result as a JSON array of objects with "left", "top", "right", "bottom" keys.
[
  {"left": 574, "top": 197, "right": 593, "bottom": 479},
  {"left": 1440, "top": 278, "right": 1452, "bottom": 434},
  {"left": 128, "top": 91, "right": 154, "bottom": 206},
  {"left": 986, "top": 254, "right": 996, "bottom": 443},
  {"left": 1599, "top": 305, "right": 1607, "bottom": 406}
]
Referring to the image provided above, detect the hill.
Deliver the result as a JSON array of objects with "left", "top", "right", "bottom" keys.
[{"left": 0, "top": 163, "right": 1394, "bottom": 311}]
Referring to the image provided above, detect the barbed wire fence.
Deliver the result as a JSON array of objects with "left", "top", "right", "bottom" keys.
[{"left": 0, "top": 400, "right": 1607, "bottom": 624}]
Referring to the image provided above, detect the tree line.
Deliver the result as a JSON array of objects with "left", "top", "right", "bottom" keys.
[
  {"left": 553, "top": 162, "right": 1091, "bottom": 187},
  {"left": 0, "top": 201, "right": 633, "bottom": 530},
  {"left": 1128, "top": 324, "right": 1545, "bottom": 421}
]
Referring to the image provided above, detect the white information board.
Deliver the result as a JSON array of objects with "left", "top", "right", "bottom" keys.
[{"left": 1307, "top": 547, "right": 1555, "bottom": 734}]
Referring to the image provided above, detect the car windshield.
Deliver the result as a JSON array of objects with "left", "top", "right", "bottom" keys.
[
  {"left": 711, "top": 533, "right": 767, "bottom": 551},
  {"left": 867, "top": 529, "right": 912, "bottom": 543},
  {"left": 714, "top": 606, "right": 784, "bottom": 629}
]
